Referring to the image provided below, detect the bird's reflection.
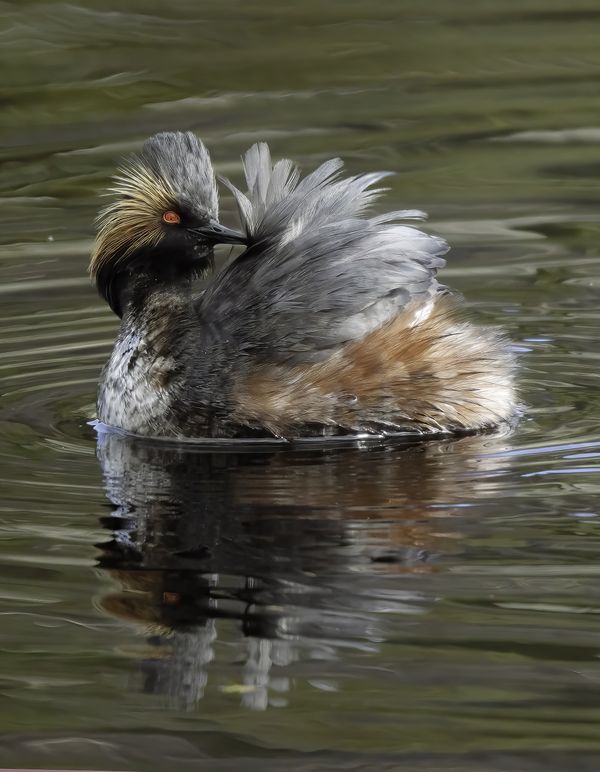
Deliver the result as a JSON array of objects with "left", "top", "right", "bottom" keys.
[{"left": 95, "top": 430, "right": 511, "bottom": 710}]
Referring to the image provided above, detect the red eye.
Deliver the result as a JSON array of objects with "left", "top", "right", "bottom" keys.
[{"left": 162, "top": 210, "right": 181, "bottom": 224}]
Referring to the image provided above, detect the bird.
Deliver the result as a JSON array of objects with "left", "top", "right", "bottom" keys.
[{"left": 90, "top": 131, "right": 516, "bottom": 439}]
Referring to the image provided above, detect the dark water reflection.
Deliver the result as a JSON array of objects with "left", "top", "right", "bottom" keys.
[
  {"left": 96, "top": 431, "right": 506, "bottom": 713},
  {"left": 5, "top": 0, "right": 600, "bottom": 769}
]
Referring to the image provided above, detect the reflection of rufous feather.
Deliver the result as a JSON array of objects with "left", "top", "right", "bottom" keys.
[{"left": 99, "top": 569, "right": 169, "bottom": 631}]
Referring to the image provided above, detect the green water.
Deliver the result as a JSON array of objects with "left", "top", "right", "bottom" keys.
[{"left": 3, "top": 1, "right": 600, "bottom": 770}]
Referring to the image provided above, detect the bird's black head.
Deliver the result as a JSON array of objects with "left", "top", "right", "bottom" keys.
[{"left": 90, "top": 131, "right": 245, "bottom": 317}]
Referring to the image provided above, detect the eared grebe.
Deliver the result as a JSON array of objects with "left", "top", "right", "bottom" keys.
[{"left": 90, "top": 131, "right": 516, "bottom": 439}]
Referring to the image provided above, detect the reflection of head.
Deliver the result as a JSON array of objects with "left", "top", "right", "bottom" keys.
[{"left": 95, "top": 429, "right": 512, "bottom": 709}]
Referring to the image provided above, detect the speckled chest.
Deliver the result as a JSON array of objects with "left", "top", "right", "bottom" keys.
[{"left": 97, "top": 326, "right": 178, "bottom": 435}]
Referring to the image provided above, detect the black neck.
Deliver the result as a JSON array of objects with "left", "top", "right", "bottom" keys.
[
  {"left": 96, "top": 264, "right": 194, "bottom": 319},
  {"left": 95, "top": 237, "right": 215, "bottom": 318}
]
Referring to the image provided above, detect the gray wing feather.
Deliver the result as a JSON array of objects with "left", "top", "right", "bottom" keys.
[{"left": 200, "top": 143, "right": 448, "bottom": 363}]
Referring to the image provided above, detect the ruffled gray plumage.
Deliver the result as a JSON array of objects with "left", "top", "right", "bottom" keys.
[{"left": 198, "top": 143, "right": 449, "bottom": 364}]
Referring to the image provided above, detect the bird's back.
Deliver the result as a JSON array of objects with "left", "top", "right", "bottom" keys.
[
  {"left": 192, "top": 144, "right": 516, "bottom": 437},
  {"left": 197, "top": 144, "right": 447, "bottom": 365}
]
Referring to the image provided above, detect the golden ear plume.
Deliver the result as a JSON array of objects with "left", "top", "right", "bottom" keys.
[{"left": 89, "top": 161, "right": 176, "bottom": 278}]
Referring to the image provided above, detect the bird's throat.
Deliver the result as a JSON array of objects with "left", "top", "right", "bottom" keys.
[{"left": 97, "top": 259, "right": 194, "bottom": 320}]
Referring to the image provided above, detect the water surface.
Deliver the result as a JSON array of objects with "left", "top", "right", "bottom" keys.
[{"left": 2, "top": 2, "right": 600, "bottom": 770}]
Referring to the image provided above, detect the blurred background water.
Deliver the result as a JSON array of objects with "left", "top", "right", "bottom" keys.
[{"left": 3, "top": 1, "right": 600, "bottom": 770}]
